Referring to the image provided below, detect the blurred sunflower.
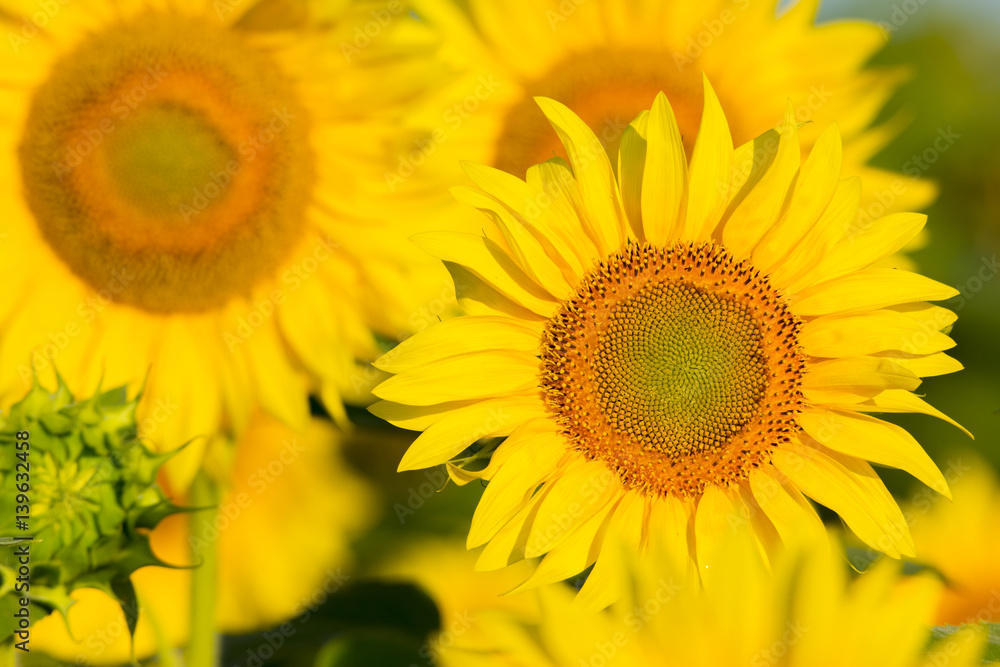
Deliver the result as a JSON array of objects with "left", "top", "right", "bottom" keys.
[
  {"left": 0, "top": 0, "right": 451, "bottom": 489},
  {"left": 436, "top": 528, "right": 986, "bottom": 667},
  {"left": 904, "top": 452, "right": 1000, "bottom": 627},
  {"left": 388, "top": 0, "right": 935, "bottom": 242},
  {"left": 372, "top": 82, "right": 965, "bottom": 608},
  {"left": 373, "top": 537, "right": 539, "bottom": 664},
  {"left": 30, "top": 412, "right": 375, "bottom": 663}
]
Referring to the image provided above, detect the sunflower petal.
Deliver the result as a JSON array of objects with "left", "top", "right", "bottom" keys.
[
  {"left": 374, "top": 350, "right": 538, "bottom": 406},
  {"left": 535, "top": 97, "right": 624, "bottom": 255},
  {"left": 641, "top": 92, "right": 687, "bottom": 245},
  {"left": 798, "top": 409, "right": 949, "bottom": 497},
  {"left": 793, "top": 269, "right": 958, "bottom": 316},
  {"left": 398, "top": 396, "right": 544, "bottom": 471},
  {"left": 684, "top": 75, "right": 733, "bottom": 242},
  {"left": 772, "top": 439, "right": 914, "bottom": 558}
]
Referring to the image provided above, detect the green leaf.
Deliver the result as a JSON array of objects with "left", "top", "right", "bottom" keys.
[
  {"left": 314, "top": 631, "right": 427, "bottom": 667},
  {"left": 930, "top": 623, "right": 1000, "bottom": 663}
]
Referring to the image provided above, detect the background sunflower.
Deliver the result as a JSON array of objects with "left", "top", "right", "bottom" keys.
[{"left": 1, "top": 0, "right": 997, "bottom": 665}]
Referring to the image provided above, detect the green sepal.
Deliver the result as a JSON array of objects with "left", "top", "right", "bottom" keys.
[
  {"left": 132, "top": 500, "right": 198, "bottom": 531},
  {"left": 110, "top": 576, "right": 140, "bottom": 664},
  {"left": 24, "top": 583, "right": 76, "bottom": 621}
]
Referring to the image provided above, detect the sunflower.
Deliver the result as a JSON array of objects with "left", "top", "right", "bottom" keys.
[
  {"left": 387, "top": 0, "right": 935, "bottom": 248},
  {"left": 902, "top": 452, "right": 1000, "bottom": 627},
  {"left": 30, "top": 411, "right": 375, "bottom": 663},
  {"left": 435, "top": 527, "right": 986, "bottom": 667},
  {"left": 371, "top": 82, "right": 965, "bottom": 608},
  {"left": 0, "top": 0, "right": 452, "bottom": 489}
]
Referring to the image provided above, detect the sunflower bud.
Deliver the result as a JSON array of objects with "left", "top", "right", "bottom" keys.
[{"left": 0, "top": 375, "right": 184, "bottom": 646}]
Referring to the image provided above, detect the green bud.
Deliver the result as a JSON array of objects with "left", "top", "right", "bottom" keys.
[{"left": 0, "top": 374, "right": 186, "bottom": 647}]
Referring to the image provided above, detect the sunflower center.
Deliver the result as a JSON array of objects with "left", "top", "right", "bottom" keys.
[
  {"left": 541, "top": 243, "right": 805, "bottom": 498},
  {"left": 104, "top": 105, "right": 237, "bottom": 217},
  {"left": 18, "top": 13, "right": 314, "bottom": 313},
  {"left": 494, "top": 50, "right": 746, "bottom": 177},
  {"left": 597, "top": 281, "right": 770, "bottom": 457}
]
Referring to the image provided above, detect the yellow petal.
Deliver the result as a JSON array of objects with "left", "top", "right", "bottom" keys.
[
  {"left": 840, "top": 389, "right": 971, "bottom": 438},
  {"left": 768, "top": 176, "right": 861, "bottom": 291},
  {"left": 535, "top": 97, "right": 624, "bottom": 255},
  {"left": 802, "top": 356, "right": 921, "bottom": 394},
  {"left": 452, "top": 175, "right": 575, "bottom": 297},
  {"left": 509, "top": 496, "right": 618, "bottom": 593},
  {"left": 772, "top": 439, "right": 914, "bottom": 558},
  {"left": 374, "top": 350, "right": 538, "bottom": 406},
  {"left": 748, "top": 469, "right": 826, "bottom": 549},
  {"left": 411, "top": 232, "right": 560, "bottom": 317},
  {"left": 805, "top": 213, "right": 927, "bottom": 285},
  {"left": 793, "top": 269, "right": 958, "bottom": 316},
  {"left": 878, "top": 351, "right": 962, "bottom": 378},
  {"left": 694, "top": 485, "right": 757, "bottom": 592},
  {"left": 753, "top": 123, "right": 842, "bottom": 274},
  {"left": 722, "top": 102, "right": 800, "bottom": 259},
  {"left": 525, "top": 157, "right": 599, "bottom": 272},
  {"left": 684, "top": 75, "right": 733, "bottom": 243},
  {"left": 640, "top": 91, "right": 687, "bottom": 245},
  {"left": 524, "top": 460, "right": 620, "bottom": 558},
  {"left": 374, "top": 316, "right": 541, "bottom": 373},
  {"left": 468, "top": 424, "right": 568, "bottom": 547},
  {"left": 368, "top": 399, "right": 482, "bottom": 431},
  {"left": 476, "top": 491, "right": 545, "bottom": 571},
  {"left": 398, "top": 396, "right": 546, "bottom": 471},
  {"left": 800, "top": 310, "right": 955, "bottom": 357},
  {"left": 617, "top": 110, "right": 649, "bottom": 240},
  {"left": 646, "top": 494, "right": 692, "bottom": 570},
  {"left": 574, "top": 490, "right": 644, "bottom": 610},
  {"left": 797, "top": 409, "right": 949, "bottom": 497}
]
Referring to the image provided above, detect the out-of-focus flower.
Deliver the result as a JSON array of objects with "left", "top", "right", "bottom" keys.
[
  {"left": 0, "top": 377, "right": 184, "bottom": 648},
  {"left": 373, "top": 83, "right": 964, "bottom": 607},
  {"left": 30, "top": 412, "right": 376, "bottom": 663},
  {"left": 436, "top": 529, "right": 986, "bottom": 667},
  {"left": 373, "top": 537, "right": 538, "bottom": 663},
  {"left": 0, "top": 0, "right": 453, "bottom": 490},
  {"left": 905, "top": 451, "right": 1000, "bottom": 627},
  {"left": 388, "top": 0, "right": 935, "bottom": 248}
]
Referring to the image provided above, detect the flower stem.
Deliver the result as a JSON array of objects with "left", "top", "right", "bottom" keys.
[
  {"left": 186, "top": 471, "right": 220, "bottom": 667},
  {"left": 0, "top": 640, "right": 16, "bottom": 667}
]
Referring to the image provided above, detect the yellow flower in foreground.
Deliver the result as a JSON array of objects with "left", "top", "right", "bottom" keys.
[
  {"left": 372, "top": 81, "right": 965, "bottom": 607},
  {"left": 386, "top": 0, "right": 934, "bottom": 241},
  {"left": 31, "top": 413, "right": 375, "bottom": 663},
  {"left": 0, "top": 0, "right": 450, "bottom": 489},
  {"left": 438, "top": 530, "right": 985, "bottom": 667},
  {"left": 905, "top": 452, "right": 1000, "bottom": 627}
]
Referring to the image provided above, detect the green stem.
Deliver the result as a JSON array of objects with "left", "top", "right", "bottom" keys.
[
  {"left": 0, "top": 639, "right": 16, "bottom": 667},
  {"left": 186, "top": 471, "right": 220, "bottom": 667}
]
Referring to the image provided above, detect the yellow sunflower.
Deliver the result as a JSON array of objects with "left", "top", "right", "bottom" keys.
[
  {"left": 0, "top": 0, "right": 451, "bottom": 489},
  {"left": 371, "top": 82, "right": 965, "bottom": 608},
  {"left": 386, "top": 0, "right": 935, "bottom": 245},
  {"left": 903, "top": 452, "right": 1000, "bottom": 627},
  {"left": 30, "top": 411, "right": 375, "bottom": 663},
  {"left": 436, "top": 527, "right": 986, "bottom": 667}
]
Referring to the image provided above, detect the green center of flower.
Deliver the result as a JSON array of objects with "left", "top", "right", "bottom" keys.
[
  {"left": 596, "top": 281, "right": 769, "bottom": 458},
  {"left": 18, "top": 12, "right": 314, "bottom": 313},
  {"left": 105, "top": 105, "right": 237, "bottom": 217},
  {"left": 541, "top": 243, "right": 806, "bottom": 498}
]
